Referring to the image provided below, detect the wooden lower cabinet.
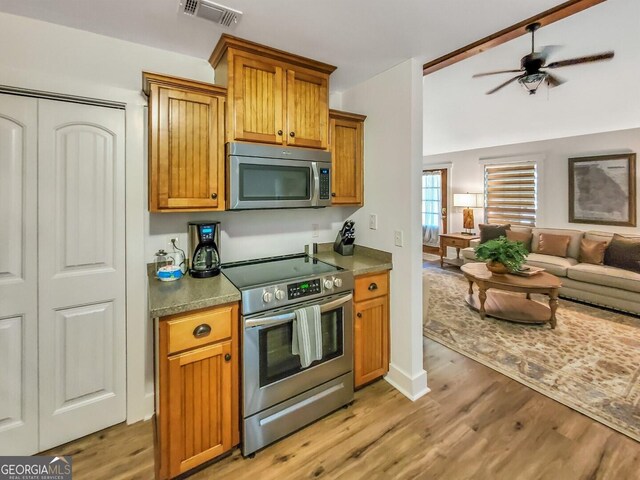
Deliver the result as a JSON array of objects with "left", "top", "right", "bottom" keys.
[
  {"left": 156, "top": 303, "right": 239, "bottom": 479},
  {"left": 353, "top": 271, "right": 390, "bottom": 388}
]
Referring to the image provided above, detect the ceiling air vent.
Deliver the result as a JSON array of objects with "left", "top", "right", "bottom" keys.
[{"left": 180, "top": 0, "right": 242, "bottom": 27}]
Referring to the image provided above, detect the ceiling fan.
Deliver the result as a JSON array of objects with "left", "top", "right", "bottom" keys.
[{"left": 473, "top": 22, "right": 614, "bottom": 95}]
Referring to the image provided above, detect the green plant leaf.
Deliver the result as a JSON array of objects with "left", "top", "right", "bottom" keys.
[{"left": 474, "top": 236, "right": 528, "bottom": 272}]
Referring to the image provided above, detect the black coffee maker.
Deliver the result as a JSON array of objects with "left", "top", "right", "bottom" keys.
[{"left": 187, "top": 221, "right": 221, "bottom": 278}]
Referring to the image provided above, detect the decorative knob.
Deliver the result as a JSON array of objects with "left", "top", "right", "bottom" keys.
[
  {"left": 289, "top": 132, "right": 295, "bottom": 138},
  {"left": 277, "top": 130, "right": 283, "bottom": 136},
  {"left": 262, "top": 291, "right": 273, "bottom": 303},
  {"left": 368, "top": 283, "right": 378, "bottom": 291},
  {"left": 331, "top": 193, "right": 336, "bottom": 197},
  {"left": 333, "top": 278, "right": 343, "bottom": 288},
  {"left": 275, "top": 289, "right": 286, "bottom": 300},
  {"left": 224, "top": 353, "right": 231, "bottom": 362},
  {"left": 357, "top": 312, "right": 362, "bottom": 318},
  {"left": 211, "top": 193, "right": 217, "bottom": 199},
  {"left": 323, "top": 279, "right": 334, "bottom": 290}
]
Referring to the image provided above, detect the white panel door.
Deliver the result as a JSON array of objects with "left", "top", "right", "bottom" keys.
[
  {"left": 38, "top": 100, "right": 126, "bottom": 450},
  {"left": 0, "top": 94, "right": 38, "bottom": 454}
]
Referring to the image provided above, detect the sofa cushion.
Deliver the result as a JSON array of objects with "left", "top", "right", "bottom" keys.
[
  {"left": 536, "top": 233, "right": 571, "bottom": 257},
  {"left": 531, "top": 228, "right": 584, "bottom": 260},
  {"left": 506, "top": 230, "right": 533, "bottom": 252},
  {"left": 479, "top": 223, "right": 510, "bottom": 244},
  {"left": 603, "top": 234, "right": 640, "bottom": 273},
  {"left": 462, "top": 246, "right": 477, "bottom": 261},
  {"left": 579, "top": 238, "right": 607, "bottom": 265},
  {"left": 568, "top": 263, "right": 640, "bottom": 294},
  {"left": 524, "top": 253, "right": 578, "bottom": 277}
]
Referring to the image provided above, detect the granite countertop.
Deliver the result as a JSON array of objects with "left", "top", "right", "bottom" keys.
[
  {"left": 313, "top": 244, "right": 392, "bottom": 276},
  {"left": 148, "top": 244, "right": 391, "bottom": 318},
  {"left": 148, "top": 270, "right": 241, "bottom": 318}
]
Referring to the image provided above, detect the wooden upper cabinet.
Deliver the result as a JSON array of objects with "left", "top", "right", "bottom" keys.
[
  {"left": 233, "top": 55, "right": 284, "bottom": 145},
  {"left": 329, "top": 110, "right": 366, "bottom": 206},
  {"left": 143, "top": 72, "right": 226, "bottom": 212},
  {"left": 210, "top": 34, "right": 335, "bottom": 150}
]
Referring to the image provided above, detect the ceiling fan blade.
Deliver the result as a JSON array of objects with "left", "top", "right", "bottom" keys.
[
  {"left": 547, "top": 51, "right": 614, "bottom": 69},
  {"left": 486, "top": 75, "right": 523, "bottom": 95},
  {"left": 545, "top": 73, "right": 566, "bottom": 88},
  {"left": 473, "top": 69, "right": 522, "bottom": 78},
  {"left": 538, "top": 45, "right": 562, "bottom": 62}
]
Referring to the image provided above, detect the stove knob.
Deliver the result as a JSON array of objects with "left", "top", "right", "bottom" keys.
[
  {"left": 262, "top": 291, "right": 273, "bottom": 303},
  {"left": 275, "top": 289, "right": 286, "bottom": 301},
  {"left": 333, "top": 277, "right": 343, "bottom": 288},
  {"left": 324, "top": 279, "right": 334, "bottom": 290}
]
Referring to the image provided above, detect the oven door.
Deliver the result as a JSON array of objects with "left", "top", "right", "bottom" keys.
[
  {"left": 228, "top": 155, "right": 320, "bottom": 210},
  {"left": 243, "top": 292, "right": 353, "bottom": 417}
]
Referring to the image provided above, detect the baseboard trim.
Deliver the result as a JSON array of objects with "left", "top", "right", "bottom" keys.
[
  {"left": 143, "top": 392, "right": 155, "bottom": 421},
  {"left": 384, "top": 363, "right": 430, "bottom": 401}
]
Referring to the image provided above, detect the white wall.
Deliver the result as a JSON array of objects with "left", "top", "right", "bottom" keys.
[
  {"left": 424, "top": 128, "right": 640, "bottom": 236},
  {"left": 342, "top": 59, "right": 428, "bottom": 400},
  {"left": 423, "top": 0, "right": 640, "bottom": 155}
]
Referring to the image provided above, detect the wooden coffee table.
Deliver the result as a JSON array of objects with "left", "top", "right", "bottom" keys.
[{"left": 460, "top": 263, "right": 562, "bottom": 328}]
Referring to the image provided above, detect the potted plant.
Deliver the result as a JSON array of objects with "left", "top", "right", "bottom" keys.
[{"left": 474, "top": 236, "right": 528, "bottom": 274}]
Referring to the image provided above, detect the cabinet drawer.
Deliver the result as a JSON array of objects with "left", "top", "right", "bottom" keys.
[
  {"left": 354, "top": 271, "right": 389, "bottom": 302},
  {"left": 165, "top": 306, "right": 233, "bottom": 355},
  {"left": 445, "top": 238, "right": 467, "bottom": 248}
]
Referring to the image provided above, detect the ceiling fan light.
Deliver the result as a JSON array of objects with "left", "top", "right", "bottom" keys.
[{"left": 518, "top": 72, "right": 547, "bottom": 95}]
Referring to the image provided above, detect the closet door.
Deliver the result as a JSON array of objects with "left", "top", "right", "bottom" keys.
[
  {"left": 37, "top": 100, "right": 126, "bottom": 450},
  {"left": 0, "top": 94, "right": 39, "bottom": 455}
]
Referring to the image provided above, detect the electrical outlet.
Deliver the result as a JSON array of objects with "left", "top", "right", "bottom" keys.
[
  {"left": 369, "top": 214, "right": 378, "bottom": 230},
  {"left": 394, "top": 230, "right": 404, "bottom": 247},
  {"left": 168, "top": 237, "right": 179, "bottom": 247},
  {"left": 312, "top": 224, "right": 319, "bottom": 238}
]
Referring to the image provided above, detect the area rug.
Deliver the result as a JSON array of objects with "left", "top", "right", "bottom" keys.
[
  {"left": 423, "top": 267, "right": 640, "bottom": 441},
  {"left": 423, "top": 252, "right": 440, "bottom": 262}
]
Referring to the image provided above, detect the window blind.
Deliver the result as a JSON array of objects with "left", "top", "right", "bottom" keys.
[{"left": 484, "top": 163, "right": 537, "bottom": 226}]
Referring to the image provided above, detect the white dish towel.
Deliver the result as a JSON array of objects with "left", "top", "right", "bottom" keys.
[{"left": 292, "top": 304, "right": 323, "bottom": 368}]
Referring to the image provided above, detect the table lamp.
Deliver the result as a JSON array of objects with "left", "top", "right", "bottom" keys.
[{"left": 453, "top": 193, "right": 483, "bottom": 235}]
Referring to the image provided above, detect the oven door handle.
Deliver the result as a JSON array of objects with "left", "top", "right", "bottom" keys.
[{"left": 244, "top": 293, "right": 353, "bottom": 328}]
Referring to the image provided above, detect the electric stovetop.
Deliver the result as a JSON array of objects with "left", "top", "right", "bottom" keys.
[{"left": 221, "top": 254, "right": 342, "bottom": 289}]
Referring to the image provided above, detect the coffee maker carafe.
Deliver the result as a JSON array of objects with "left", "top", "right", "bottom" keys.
[{"left": 188, "top": 221, "right": 221, "bottom": 278}]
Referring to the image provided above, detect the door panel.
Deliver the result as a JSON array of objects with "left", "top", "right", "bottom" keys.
[
  {"left": 354, "top": 296, "right": 389, "bottom": 388},
  {"left": 158, "top": 87, "right": 224, "bottom": 209},
  {"left": 331, "top": 118, "right": 363, "bottom": 205},
  {"left": 233, "top": 55, "right": 284, "bottom": 145},
  {"left": 38, "top": 100, "right": 126, "bottom": 451},
  {"left": 286, "top": 69, "right": 328, "bottom": 149},
  {"left": 0, "top": 94, "right": 38, "bottom": 454}
]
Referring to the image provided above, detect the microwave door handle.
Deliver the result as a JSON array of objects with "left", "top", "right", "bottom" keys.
[{"left": 311, "top": 162, "right": 320, "bottom": 205}]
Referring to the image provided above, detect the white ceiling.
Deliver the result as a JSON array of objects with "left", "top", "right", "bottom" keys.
[{"left": 0, "top": 0, "right": 563, "bottom": 92}]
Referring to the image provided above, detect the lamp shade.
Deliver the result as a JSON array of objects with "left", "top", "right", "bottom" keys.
[{"left": 453, "top": 193, "right": 483, "bottom": 208}]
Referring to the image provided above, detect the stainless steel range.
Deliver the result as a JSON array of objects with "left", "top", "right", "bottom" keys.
[{"left": 221, "top": 254, "right": 354, "bottom": 456}]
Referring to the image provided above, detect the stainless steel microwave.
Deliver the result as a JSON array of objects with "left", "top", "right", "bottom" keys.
[{"left": 226, "top": 142, "right": 332, "bottom": 210}]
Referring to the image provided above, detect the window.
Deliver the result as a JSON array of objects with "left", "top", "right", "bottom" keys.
[
  {"left": 422, "top": 170, "right": 442, "bottom": 247},
  {"left": 484, "top": 163, "right": 537, "bottom": 226}
]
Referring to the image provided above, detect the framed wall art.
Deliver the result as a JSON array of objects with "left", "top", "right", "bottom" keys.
[{"left": 569, "top": 153, "right": 636, "bottom": 227}]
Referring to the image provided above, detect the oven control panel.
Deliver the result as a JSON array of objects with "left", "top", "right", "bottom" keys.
[{"left": 287, "top": 278, "right": 321, "bottom": 299}]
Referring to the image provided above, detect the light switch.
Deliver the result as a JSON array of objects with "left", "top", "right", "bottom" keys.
[
  {"left": 369, "top": 214, "right": 378, "bottom": 230},
  {"left": 394, "top": 230, "right": 404, "bottom": 247}
]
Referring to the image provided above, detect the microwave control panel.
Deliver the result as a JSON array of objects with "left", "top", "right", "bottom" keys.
[
  {"left": 319, "top": 168, "right": 330, "bottom": 200},
  {"left": 288, "top": 278, "right": 322, "bottom": 299}
]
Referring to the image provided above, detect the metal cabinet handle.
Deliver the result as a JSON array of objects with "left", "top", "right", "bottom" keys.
[
  {"left": 224, "top": 353, "right": 231, "bottom": 362},
  {"left": 211, "top": 193, "right": 218, "bottom": 199},
  {"left": 357, "top": 312, "right": 362, "bottom": 318},
  {"left": 368, "top": 283, "right": 378, "bottom": 291},
  {"left": 193, "top": 324, "right": 211, "bottom": 338},
  {"left": 289, "top": 132, "right": 295, "bottom": 138},
  {"left": 277, "top": 130, "right": 283, "bottom": 136}
]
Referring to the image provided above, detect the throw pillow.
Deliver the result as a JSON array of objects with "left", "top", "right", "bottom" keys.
[
  {"left": 536, "top": 233, "right": 571, "bottom": 257},
  {"left": 579, "top": 238, "right": 607, "bottom": 265},
  {"left": 506, "top": 230, "right": 533, "bottom": 252},
  {"left": 604, "top": 234, "right": 640, "bottom": 273},
  {"left": 479, "top": 223, "right": 511, "bottom": 244}
]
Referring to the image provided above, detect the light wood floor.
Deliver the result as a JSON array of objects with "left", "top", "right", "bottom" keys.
[{"left": 43, "top": 337, "right": 639, "bottom": 480}]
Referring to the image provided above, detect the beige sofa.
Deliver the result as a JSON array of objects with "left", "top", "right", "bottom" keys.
[{"left": 461, "top": 227, "right": 640, "bottom": 315}]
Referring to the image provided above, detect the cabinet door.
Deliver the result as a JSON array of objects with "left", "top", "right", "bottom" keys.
[
  {"left": 168, "top": 341, "right": 232, "bottom": 477},
  {"left": 354, "top": 296, "right": 389, "bottom": 388},
  {"left": 156, "top": 86, "right": 224, "bottom": 210},
  {"left": 330, "top": 116, "right": 363, "bottom": 205},
  {"left": 232, "top": 55, "right": 284, "bottom": 145},
  {"left": 286, "top": 69, "right": 329, "bottom": 149}
]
